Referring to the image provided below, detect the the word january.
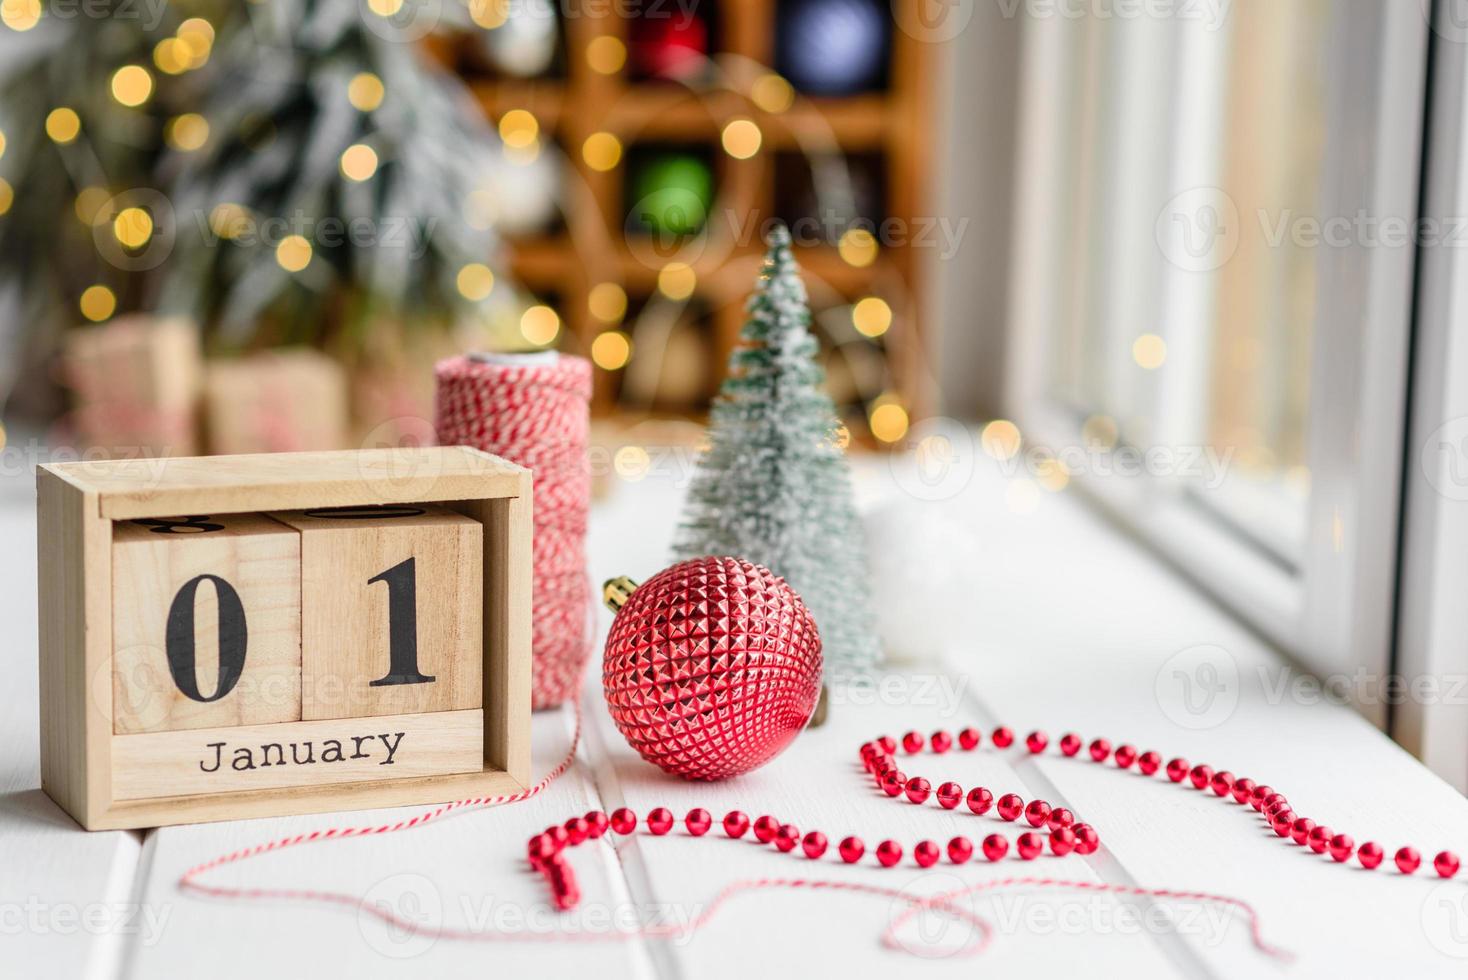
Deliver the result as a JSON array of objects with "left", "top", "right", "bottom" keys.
[{"left": 199, "top": 732, "right": 406, "bottom": 773}]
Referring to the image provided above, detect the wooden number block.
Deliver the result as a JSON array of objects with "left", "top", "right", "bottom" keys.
[
  {"left": 269, "top": 504, "right": 482, "bottom": 721},
  {"left": 112, "top": 513, "right": 301, "bottom": 734}
]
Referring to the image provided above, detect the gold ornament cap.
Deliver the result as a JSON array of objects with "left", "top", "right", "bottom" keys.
[{"left": 603, "top": 575, "right": 639, "bottom": 612}]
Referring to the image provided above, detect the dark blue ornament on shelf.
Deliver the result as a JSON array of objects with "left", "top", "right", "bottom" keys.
[{"left": 776, "top": 0, "right": 890, "bottom": 96}]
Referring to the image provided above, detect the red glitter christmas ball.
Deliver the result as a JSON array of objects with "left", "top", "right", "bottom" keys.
[{"left": 602, "top": 557, "right": 824, "bottom": 780}]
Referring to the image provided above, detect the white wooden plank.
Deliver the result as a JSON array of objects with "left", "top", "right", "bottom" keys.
[
  {"left": 927, "top": 460, "right": 1468, "bottom": 977},
  {"left": 579, "top": 468, "right": 1185, "bottom": 976},
  {"left": 122, "top": 707, "right": 656, "bottom": 979},
  {"left": 0, "top": 474, "right": 146, "bottom": 979}
]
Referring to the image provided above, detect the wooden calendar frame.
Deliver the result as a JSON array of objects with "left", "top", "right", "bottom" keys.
[{"left": 37, "top": 446, "right": 533, "bottom": 830}]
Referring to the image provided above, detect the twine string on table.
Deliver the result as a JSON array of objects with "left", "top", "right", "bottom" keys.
[{"left": 176, "top": 696, "right": 1289, "bottom": 963}]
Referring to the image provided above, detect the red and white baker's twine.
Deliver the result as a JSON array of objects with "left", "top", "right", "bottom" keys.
[
  {"left": 179, "top": 719, "right": 1465, "bottom": 960},
  {"left": 435, "top": 354, "right": 593, "bottom": 709}
]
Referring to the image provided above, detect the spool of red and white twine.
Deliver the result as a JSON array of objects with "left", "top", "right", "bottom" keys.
[{"left": 435, "top": 351, "right": 593, "bottom": 709}]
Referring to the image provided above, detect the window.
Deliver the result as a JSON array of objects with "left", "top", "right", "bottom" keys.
[{"left": 1008, "top": 1, "right": 1427, "bottom": 729}]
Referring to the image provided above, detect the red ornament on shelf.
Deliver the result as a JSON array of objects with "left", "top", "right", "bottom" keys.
[{"left": 601, "top": 558, "right": 824, "bottom": 780}]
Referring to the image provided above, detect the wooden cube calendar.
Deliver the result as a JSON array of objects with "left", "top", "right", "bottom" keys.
[{"left": 37, "top": 447, "right": 531, "bottom": 830}]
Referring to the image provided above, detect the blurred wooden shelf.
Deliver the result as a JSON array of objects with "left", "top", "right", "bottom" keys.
[{"left": 442, "top": 0, "right": 940, "bottom": 440}]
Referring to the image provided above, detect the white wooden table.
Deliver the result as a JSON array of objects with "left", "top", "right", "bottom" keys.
[{"left": 5, "top": 452, "right": 1468, "bottom": 979}]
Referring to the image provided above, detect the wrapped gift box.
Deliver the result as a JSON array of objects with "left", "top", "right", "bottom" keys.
[
  {"left": 62, "top": 315, "right": 202, "bottom": 458},
  {"left": 204, "top": 349, "right": 350, "bottom": 455}
]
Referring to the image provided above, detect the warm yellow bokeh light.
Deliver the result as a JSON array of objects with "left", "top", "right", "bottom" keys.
[
  {"left": 347, "top": 72, "right": 385, "bottom": 112},
  {"left": 721, "top": 118, "right": 762, "bottom": 159},
  {"left": 1035, "top": 456, "right": 1070, "bottom": 492},
  {"left": 838, "top": 227, "right": 877, "bottom": 268},
  {"left": 79, "top": 285, "right": 116, "bottom": 322},
  {"left": 0, "top": 129, "right": 7, "bottom": 160},
  {"left": 980, "top": 419, "right": 1022, "bottom": 461},
  {"left": 154, "top": 37, "right": 188, "bottom": 75},
  {"left": 0, "top": 178, "right": 12, "bottom": 217},
  {"left": 178, "top": 17, "right": 214, "bottom": 45},
  {"left": 587, "top": 35, "right": 626, "bottom": 74},
  {"left": 588, "top": 282, "right": 628, "bottom": 323},
  {"left": 166, "top": 113, "right": 210, "bottom": 151},
  {"left": 657, "top": 262, "right": 697, "bottom": 300},
  {"left": 1081, "top": 414, "right": 1119, "bottom": 449},
  {"left": 46, "top": 108, "right": 80, "bottom": 144},
  {"left": 591, "top": 330, "right": 632, "bottom": 370},
  {"left": 110, "top": 65, "right": 154, "bottom": 107},
  {"left": 1132, "top": 333, "right": 1167, "bottom": 369},
  {"left": 456, "top": 263, "right": 495, "bottom": 301},
  {"left": 582, "top": 131, "right": 622, "bottom": 172},
  {"left": 869, "top": 400, "right": 910, "bottom": 444},
  {"left": 614, "top": 445, "right": 650, "bottom": 481},
  {"left": 0, "top": 0, "right": 41, "bottom": 31},
  {"left": 751, "top": 73, "right": 795, "bottom": 114},
  {"left": 209, "top": 202, "right": 250, "bottom": 239},
  {"left": 75, "top": 187, "right": 109, "bottom": 225},
  {"left": 498, "top": 109, "right": 539, "bottom": 148},
  {"left": 275, "top": 234, "right": 313, "bottom": 272},
  {"left": 851, "top": 296, "right": 892, "bottom": 337},
  {"left": 468, "top": 0, "right": 508, "bottom": 28},
  {"left": 340, "top": 143, "right": 379, "bottom": 182},
  {"left": 520, "top": 305, "right": 560, "bottom": 345},
  {"left": 112, "top": 206, "right": 153, "bottom": 249},
  {"left": 367, "top": 0, "right": 404, "bottom": 15}
]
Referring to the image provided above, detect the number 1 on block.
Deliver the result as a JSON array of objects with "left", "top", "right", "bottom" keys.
[{"left": 269, "top": 504, "right": 483, "bottom": 720}]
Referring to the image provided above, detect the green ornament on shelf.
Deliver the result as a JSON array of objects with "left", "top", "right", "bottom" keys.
[{"left": 628, "top": 154, "right": 713, "bottom": 238}]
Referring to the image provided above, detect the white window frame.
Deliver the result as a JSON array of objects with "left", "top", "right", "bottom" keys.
[
  {"left": 1005, "top": 1, "right": 1428, "bottom": 732},
  {"left": 1397, "top": 0, "right": 1468, "bottom": 793}
]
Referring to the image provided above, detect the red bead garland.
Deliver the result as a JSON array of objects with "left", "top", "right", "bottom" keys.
[{"left": 528, "top": 722, "right": 1463, "bottom": 915}]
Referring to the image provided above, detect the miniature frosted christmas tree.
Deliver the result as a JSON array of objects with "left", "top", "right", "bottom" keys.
[{"left": 673, "top": 222, "right": 881, "bottom": 675}]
